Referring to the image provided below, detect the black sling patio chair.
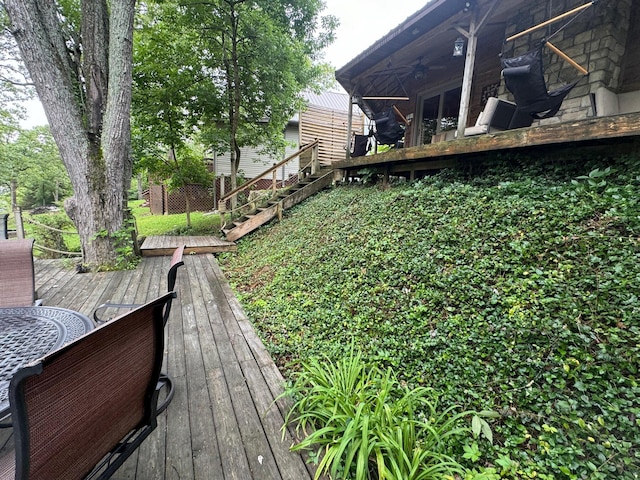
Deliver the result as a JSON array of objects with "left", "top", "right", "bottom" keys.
[
  {"left": 373, "top": 107, "right": 405, "bottom": 146},
  {"left": 500, "top": 44, "right": 583, "bottom": 123},
  {"left": 350, "top": 133, "right": 372, "bottom": 157},
  {"left": 500, "top": 1, "right": 596, "bottom": 124}
]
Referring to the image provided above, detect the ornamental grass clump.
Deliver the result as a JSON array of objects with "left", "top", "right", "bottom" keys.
[{"left": 282, "top": 350, "right": 496, "bottom": 480}]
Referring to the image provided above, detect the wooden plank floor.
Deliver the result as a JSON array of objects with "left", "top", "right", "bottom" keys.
[
  {"left": 140, "top": 235, "right": 237, "bottom": 256},
  {"left": 0, "top": 254, "right": 314, "bottom": 480},
  {"left": 333, "top": 111, "right": 640, "bottom": 175}
]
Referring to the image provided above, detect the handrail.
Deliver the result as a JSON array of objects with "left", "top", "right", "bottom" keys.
[
  {"left": 217, "top": 140, "right": 321, "bottom": 232},
  {"left": 219, "top": 140, "right": 320, "bottom": 203}
]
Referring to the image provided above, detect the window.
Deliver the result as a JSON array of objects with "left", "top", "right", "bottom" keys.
[{"left": 418, "top": 86, "right": 461, "bottom": 145}]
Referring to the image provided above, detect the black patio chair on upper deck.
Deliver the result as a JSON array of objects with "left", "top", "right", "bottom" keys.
[
  {"left": 501, "top": 44, "right": 582, "bottom": 124},
  {"left": 93, "top": 244, "right": 185, "bottom": 325},
  {"left": 499, "top": 1, "right": 596, "bottom": 125},
  {"left": 373, "top": 107, "right": 405, "bottom": 146}
]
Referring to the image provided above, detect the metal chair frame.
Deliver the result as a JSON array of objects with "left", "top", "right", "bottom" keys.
[
  {"left": 1, "top": 293, "right": 175, "bottom": 480},
  {"left": 93, "top": 245, "right": 185, "bottom": 325}
]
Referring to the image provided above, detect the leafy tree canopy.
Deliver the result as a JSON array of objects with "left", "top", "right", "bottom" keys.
[{"left": 132, "top": 0, "right": 338, "bottom": 191}]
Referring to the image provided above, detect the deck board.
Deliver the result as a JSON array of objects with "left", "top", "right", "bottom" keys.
[
  {"left": 140, "top": 235, "right": 236, "bottom": 256},
  {"left": 0, "top": 253, "right": 313, "bottom": 480},
  {"left": 334, "top": 111, "right": 640, "bottom": 175}
]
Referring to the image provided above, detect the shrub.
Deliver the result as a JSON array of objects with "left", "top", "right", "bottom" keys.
[{"left": 282, "top": 349, "right": 496, "bottom": 480}]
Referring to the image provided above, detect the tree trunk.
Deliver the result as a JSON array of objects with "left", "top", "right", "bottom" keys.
[
  {"left": 10, "top": 178, "right": 17, "bottom": 210},
  {"left": 4, "top": 0, "right": 135, "bottom": 267}
]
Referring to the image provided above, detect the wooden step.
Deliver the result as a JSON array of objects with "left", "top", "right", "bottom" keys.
[{"left": 223, "top": 169, "right": 335, "bottom": 242}]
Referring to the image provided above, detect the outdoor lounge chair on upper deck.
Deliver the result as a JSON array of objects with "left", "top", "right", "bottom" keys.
[
  {"left": 0, "top": 239, "right": 41, "bottom": 307},
  {"left": 501, "top": 44, "right": 582, "bottom": 123},
  {"left": 464, "top": 97, "right": 533, "bottom": 136},
  {"left": 0, "top": 292, "right": 175, "bottom": 480},
  {"left": 373, "top": 107, "right": 405, "bottom": 147}
]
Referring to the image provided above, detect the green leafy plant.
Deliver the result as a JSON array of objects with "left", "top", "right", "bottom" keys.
[
  {"left": 93, "top": 214, "right": 140, "bottom": 270},
  {"left": 222, "top": 153, "right": 640, "bottom": 478},
  {"left": 281, "top": 349, "right": 496, "bottom": 480}
]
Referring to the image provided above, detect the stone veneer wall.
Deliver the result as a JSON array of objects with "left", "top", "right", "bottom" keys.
[{"left": 499, "top": 0, "right": 634, "bottom": 124}]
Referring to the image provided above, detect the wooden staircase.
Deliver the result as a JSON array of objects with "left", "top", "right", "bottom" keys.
[{"left": 222, "top": 167, "right": 334, "bottom": 241}]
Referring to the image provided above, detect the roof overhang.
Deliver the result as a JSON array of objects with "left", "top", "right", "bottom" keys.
[{"left": 335, "top": 0, "right": 523, "bottom": 118}]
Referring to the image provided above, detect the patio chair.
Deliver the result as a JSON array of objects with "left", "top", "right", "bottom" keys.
[
  {"left": 464, "top": 97, "right": 533, "bottom": 136},
  {"left": 0, "top": 292, "right": 175, "bottom": 480},
  {"left": 0, "top": 239, "right": 41, "bottom": 307},
  {"left": 1, "top": 213, "right": 10, "bottom": 240},
  {"left": 501, "top": 44, "right": 582, "bottom": 122},
  {"left": 373, "top": 107, "right": 405, "bottom": 146},
  {"left": 350, "top": 133, "right": 372, "bottom": 157},
  {"left": 93, "top": 244, "right": 185, "bottom": 324},
  {"left": 500, "top": 2, "right": 595, "bottom": 122}
]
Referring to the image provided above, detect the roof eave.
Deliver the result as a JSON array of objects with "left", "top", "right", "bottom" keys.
[{"left": 335, "top": 0, "right": 462, "bottom": 92}]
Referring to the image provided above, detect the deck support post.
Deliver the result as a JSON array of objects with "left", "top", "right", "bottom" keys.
[
  {"left": 346, "top": 92, "right": 355, "bottom": 160},
  {"left": 383, "top": 165, "right": 391, "bottom": 189},
  {"left": 456, "top": 0, "right": 499, "bottom": 139}
]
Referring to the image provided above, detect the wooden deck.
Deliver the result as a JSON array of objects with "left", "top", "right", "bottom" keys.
[
  {"left": 0, "top": 254, "right": 313, "bottom": 480},
  {"left": 140, "top": 235, "right": 236, "bottom": 256},
  {"left": 334, "top": 111, "right": 640, "bottom": 176}
]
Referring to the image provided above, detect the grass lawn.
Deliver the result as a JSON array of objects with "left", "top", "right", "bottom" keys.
[{"left": 131, "top": 200, "right": 221, "bottom": 237}]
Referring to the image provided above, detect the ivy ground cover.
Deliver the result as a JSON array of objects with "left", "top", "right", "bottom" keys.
[{"left": 219, "top": 154, "right": 640, "bottom": 478}]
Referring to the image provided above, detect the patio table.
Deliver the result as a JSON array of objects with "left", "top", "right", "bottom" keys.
[{"left": 0, "top": 306, "right": 94, "bottom": 421}]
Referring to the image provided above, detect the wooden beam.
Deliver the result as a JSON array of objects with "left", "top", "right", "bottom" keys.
[
  {"left": 506, "top": 1, "right": 594, "bottom": 43},
  {"left": 546, "top": 41, "right": 589, "bottom": 75},
  {"left": 457, "top": 9, "right": 478, "bottom": 139},
  {"left": 362, "top": 96, "right": 410, "bottom": 101},
  {"left": 392, "top": 105, "right": 410, "bottom": 125}
]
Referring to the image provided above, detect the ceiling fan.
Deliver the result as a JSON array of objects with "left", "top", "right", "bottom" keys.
[
  {"left": 359, "top": 57, "right": 446, "bottom": 102},
  {"left": 365, "top": 57, "right": 445, "bottom": 81}
]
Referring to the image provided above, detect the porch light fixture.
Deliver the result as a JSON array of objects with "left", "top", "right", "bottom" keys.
[{"left": 453, "top": 37, "right": 465, "bottom": 57}]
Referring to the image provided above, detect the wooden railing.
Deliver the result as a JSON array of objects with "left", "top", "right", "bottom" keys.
[{"left": 217, "top": 140, "right": 320, "bottom": 225}]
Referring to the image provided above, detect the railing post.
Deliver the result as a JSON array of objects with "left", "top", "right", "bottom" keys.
[
  {"left": 218, "top": 199, "right": 226, "bottom": 229},
  {"left": 272, "top": 163, "right": 277, "bottom": 193},
  {"left": 311, "top": 142, "right": 320, "bottom": 175},
  {"left": 219, "top": 173, "right": 226, "bottom": 199},
  {"left": 13, "top": 207, "right": 24, "bottom": 239}
]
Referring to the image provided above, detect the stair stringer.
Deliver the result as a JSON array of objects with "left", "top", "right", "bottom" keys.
[{"left": 224, "top": 169, "right": 334, "bottom": 241}]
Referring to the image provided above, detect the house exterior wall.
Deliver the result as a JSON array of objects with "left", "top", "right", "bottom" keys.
[
  {"left": 498, "top": 0, "right": 635, "bottom": 124},
  {"left": 300, "top": 103, "right": 365, "bottom": 165},
  {"left": 213, "top": 123, "right": 300, "bottom": 182}
]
